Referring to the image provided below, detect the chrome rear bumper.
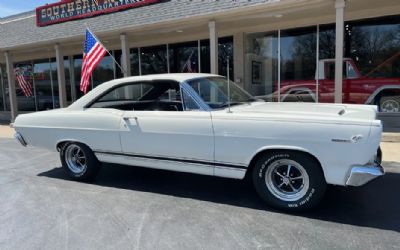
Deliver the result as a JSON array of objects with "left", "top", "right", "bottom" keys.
[
  {"left": 346, "top": 164, "right": 384, "bottom": 186},
  {"left": 14, "top": 132, "right": 27, "bottom": 147}
]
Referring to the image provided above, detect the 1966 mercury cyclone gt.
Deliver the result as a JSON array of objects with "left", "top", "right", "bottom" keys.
[{"left": 13, "top": 73, "right": 384, "bottom": 211}]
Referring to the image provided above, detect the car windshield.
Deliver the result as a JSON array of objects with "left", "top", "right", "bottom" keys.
[{"left": 186, "top": 77, "right": 257, "bottom": 109}]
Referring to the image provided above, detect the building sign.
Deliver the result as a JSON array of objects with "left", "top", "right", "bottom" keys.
[{"left": 36, "top": 0, "right": 160, "bottom": 27}]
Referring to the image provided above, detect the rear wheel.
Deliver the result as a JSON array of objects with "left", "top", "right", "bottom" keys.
[
  {"left": 60, "top": 142, "right": 100, "bottom": 181},
  {"left": 252, "top": 150, "right": 326, "bottom": 211},
  {"left": 379, "top": 95, "right": 400, "bottom": 113}
]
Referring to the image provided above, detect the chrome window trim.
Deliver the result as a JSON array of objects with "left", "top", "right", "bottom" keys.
[{"left": 180, "top": 80, "right": 211, "bottom": 111}]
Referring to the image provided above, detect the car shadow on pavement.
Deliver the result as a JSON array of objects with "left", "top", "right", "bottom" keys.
[{"left": 38, "top": 161, "right": 400, "bottom": 233}]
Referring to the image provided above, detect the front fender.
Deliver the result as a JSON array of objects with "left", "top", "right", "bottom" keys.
[{"left": 246, "top": 145, "right": 315, "bottom": 167}]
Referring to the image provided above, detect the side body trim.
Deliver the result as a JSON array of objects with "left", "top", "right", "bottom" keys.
[{"left": 93, "top": 150, "right": 247, "bottom": 170}]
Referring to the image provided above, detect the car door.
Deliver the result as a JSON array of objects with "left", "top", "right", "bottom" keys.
[{"left": 119, "top": 81, "right": 215, "bottom": 176}]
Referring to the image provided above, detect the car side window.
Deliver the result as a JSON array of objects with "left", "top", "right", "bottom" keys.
[
  {"left": 181, "top": 89, "right": 201, "bottom": 111},
  {"left": 97, "top": 83, "right": 152, "bottom": 103},
  {"left": 89, "top": 81, "right": 201, "bottom": 112},
  {"left": 346, "top": 62, "right": 358, "bottom": 79}
]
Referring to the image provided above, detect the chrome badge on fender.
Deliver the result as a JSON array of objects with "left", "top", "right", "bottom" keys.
[{"left": 332, "top": 135, "right": 363, "bottom": 143}]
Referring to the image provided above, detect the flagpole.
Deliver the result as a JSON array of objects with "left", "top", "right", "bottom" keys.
[{"left": 84, "top": 23, "right": 127, "bottom": 76}]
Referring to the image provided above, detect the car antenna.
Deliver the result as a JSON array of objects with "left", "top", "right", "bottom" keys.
[{"left": 227, "top": 56, "right": 232, "bottom": 113}]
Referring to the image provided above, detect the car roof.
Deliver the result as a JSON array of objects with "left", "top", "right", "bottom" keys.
[
  {"left": 68, "top": 73, "right": 221, "bottom": 110},
  {"left": 119, "top": 73, "right": 219, "bottom": 82}
]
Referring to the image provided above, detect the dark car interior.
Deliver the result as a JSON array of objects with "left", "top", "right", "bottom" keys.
[{"left": 89, "top": 80, "right": 185, "bottom": 111}]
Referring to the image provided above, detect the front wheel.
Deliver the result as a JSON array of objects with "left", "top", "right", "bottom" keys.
[
  {"left": 60, "top": 142, "right": 101, "bottom": 181},
  {"left": 252, "top": 151, "right": 326, "bottom": 211}
]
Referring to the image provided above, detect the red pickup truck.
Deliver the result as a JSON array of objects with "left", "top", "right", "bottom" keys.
[{"left": 274, "top": 58, "right": 400, "bottom": 112}]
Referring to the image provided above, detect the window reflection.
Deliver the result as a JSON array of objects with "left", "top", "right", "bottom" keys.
[
  {"left": 317, "top": 25, "right": 336, "bottom": 104},
  {"left": 141, "top": 45, "right": 168, "bottom": 75},
  {"left": 199, "top": 37, "right": 234, "bottom": 78},
  {"left": 200, "top": 39, "right": 211, "bottom": 74},
  {"left": 92, "top": 54, "right": 114, "bottom": 88},
  {"left": 33, "top": 59, "right": 59, "bottom": 111},
  {"left": 50, "top": 59, "right": 59, "bottom": 108},
  {"left": 280, "top": 27, "right": 317, "bottom": 103},
  {"left": 169, "top": 41, "right": 199, "bottom": 73},
  {"left": 130, "top": 48, "right": 140, "bottom": 76},
  {"left": 245, "top": 32, "right": 278, "bottom": 99},
  {"left": 218, "top": 37, "right": 234, "bottom": 81},
  {"left": 14, "top": 62, "right": 35, "bottom": 111},
  {"left": 345, "top": 16, "right": 400, "bottom": 112},
  {"left": 64, "top": 57, "right": 72, "bottom": 103},
  {"left": 0, "top": 64, "right": 7, "bottom": 111},
  {"left": 73, "top": 55, "right": 85, "bottom": 100}
]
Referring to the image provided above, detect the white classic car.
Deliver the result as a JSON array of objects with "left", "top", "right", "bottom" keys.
[{"left": 13, "top": 73, "right": 384, "bottom": 211}]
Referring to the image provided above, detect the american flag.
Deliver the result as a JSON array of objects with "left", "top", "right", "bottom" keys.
[
  {"left": 80, "top": 29, "right": 107, "bottom": 94},
  {"left": 15, "top": 69, "right": 33, "bottom": 97}
]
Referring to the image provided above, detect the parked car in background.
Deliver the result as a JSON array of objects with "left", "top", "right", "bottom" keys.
[
  {"left": 13, "top": 74, "right": 384, "bottom": 211},
  {"left": 265, "top": 58, "right": 400, "bottom": 112}
]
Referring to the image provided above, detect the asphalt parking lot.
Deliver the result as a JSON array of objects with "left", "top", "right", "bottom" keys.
[{"left": 1, "top": 138, "right": 400, "bottom": 250}]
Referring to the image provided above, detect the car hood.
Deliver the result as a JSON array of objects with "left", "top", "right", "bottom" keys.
[{"left": 216, "top": 102, "right": 379, "bottom": 126}]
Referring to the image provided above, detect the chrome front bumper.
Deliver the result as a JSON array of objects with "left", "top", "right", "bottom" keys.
[
  {"left": 346, "top": 164, "right": 384, "bottom": 186},
  {"left": 14, "top": 132, "right": 27, "bottom": 147}
]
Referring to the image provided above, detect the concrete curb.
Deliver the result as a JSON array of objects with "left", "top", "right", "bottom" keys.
[{"left": 382, "top": 133, "right": 400, "bottom": 143}]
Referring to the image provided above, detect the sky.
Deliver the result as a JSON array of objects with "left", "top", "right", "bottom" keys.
[{"left": 0, "top": 0, "right": 58, "bottom": 18}]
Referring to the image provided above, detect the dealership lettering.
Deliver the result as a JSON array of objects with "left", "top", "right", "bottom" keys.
[{"left": 36, "top": 0, "right": 160, "bottom": 26}]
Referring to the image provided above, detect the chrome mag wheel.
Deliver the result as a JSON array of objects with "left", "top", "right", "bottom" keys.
[
  {"left": 265, "top": 159, "right": 310, "bottom": 202},
  {"left": 65, "top": 144, "right": 87, "bottom": 175},
  {"left": 381, "top": 99, "right": 399, "bottom": 113}
]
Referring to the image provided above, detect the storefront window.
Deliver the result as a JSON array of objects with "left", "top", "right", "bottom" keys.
[
  {"left": 219, "top": 37, "right": 234, "bottom": 81},
  {"left": 199, "top": 37, "right": 234, "bottom": 79},
  {"left": 245, "top": 32, "right": 278, "bottom": 99},
  {"left": 0, "top": 64, "right": 7, "bottom": 111},
  {"left": 140, "top": 45, "right": 168, "bottom": 75},
  {"left": 114, "top": 50, "right": 123, "bottom": 79},
  {"left": 169, "top": 41, "right": 199, "bottom": 73},
  {"left": 280, "top": 27, "right": 317, "bottom": 103},
  {"left": 317, "top": 24, "right": 336, "bottom": 104},
  {"left": 72, "top": 51, "right": 121, "bottom": 99},
  {"left": 1, "top": 64, "right": 10, "bottom": 111},
  {"left": 73, "top": 55, "right": 85, "bottom": 100},
  {"left": 64, "top": 58, "right": 72, "bottom": 103},
  {"left": 200, "top": 39, "right": 210, "bottom": 74},
  {"left": 33, "top": 59, "right": 58, "bottom": 111},
  {"left": 126, "top": 48, "right": 140, "bottom": 77},
  {"left": 130, "top": 48, "right": 140, "bottom": 76},
  {"left": 92, "top": 54, "right": 114, "bottom": 88},
  {"left": 117, "top": 49, "right": 140, "bottom": 78},
  {"left": 345, "top": 16, "right": 400, "bottom": 112},
  {"left": 14, "top": 62, "right": 35, "bottom": 111},
  {"left": 50, "top": 59, "right": 59, "bottom": 109}
]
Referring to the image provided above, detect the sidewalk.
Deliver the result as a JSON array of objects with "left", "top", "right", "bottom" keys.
[
  {"left": 0, "top": 125, "right": 14, "bottom": 139},
  {"left": 1, "top": 125, "right": 398, "bottom": 162}
]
